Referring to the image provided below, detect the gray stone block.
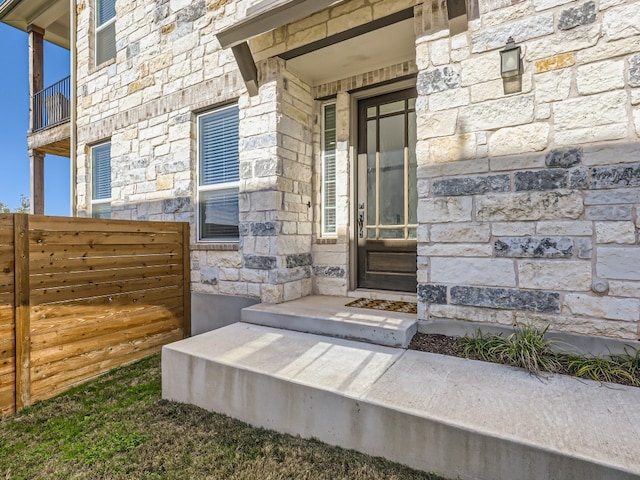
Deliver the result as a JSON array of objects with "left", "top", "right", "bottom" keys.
[
  {"left": 433, "top": 174, "right": 510, "bottom": 196},
  {"left": 584, "top": 188, "right": 640, "bottom": 205},
  {"left": 585, "top": 206, "right": 632, "bottom": 220},
  {"left": 251, "top": 221, "right": 278, "bottom": 236},
  {"left": 494, "top": 237, "right": 573, "bottom": 258},
  {"left": 568, "top": 168, "right": 589, "bottom": 189},
  {"left": 591, "top": 163, "right": 640, "bottom": 189},
  {"left": 450, "top": 286, "right": 561, "bottom": 313},
  {"left": 286, "top": 253, "right": 312, "bottom": 268},
  {"left": 244, "top": 255, "right": 277, "bottom": 270},
  {"left": 417, "top": 67, "right": 460, "bottom": 95},
  {"left": 514, "top": 170, "right": 567, "bottom": 191},
  {"left": 558, "top": 1, "right": 596, "bottom": 30},
  {"left": 545, "top": 148, "right": 583, "bottom": 168},
  {"left": 577, "top": 238, "right": 593, "bottom": 259},
  {"left": 313, "top": 266, "right": 346, "bottom": 278},
  {"left": 162, "top": 196, "right": 191, "bottom": 214},
  {"left": 177, "top": 0, "right": 206, "bottom": 23},
  {"left": 417, "top": 284, "right": 448, "bottom": 304},
  {"left": 630, "top": 54, "right": 640, "bottom": 88}
]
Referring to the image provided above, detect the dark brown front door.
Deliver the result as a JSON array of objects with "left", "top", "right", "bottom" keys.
[{"left": 357, "top": 89, "right": 417, "bottom": 292}]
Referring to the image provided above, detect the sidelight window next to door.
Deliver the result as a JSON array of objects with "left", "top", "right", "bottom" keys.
[{"left": 357, "top": 88, "right": 417, "bottom": 292}]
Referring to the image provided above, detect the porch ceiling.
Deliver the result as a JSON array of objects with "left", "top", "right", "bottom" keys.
[
  {"left": 285, "top": 18, "right": 416, "bottom": 86},
  {"left": 0, "top": 0, "right": 70, "bottom": 49}
]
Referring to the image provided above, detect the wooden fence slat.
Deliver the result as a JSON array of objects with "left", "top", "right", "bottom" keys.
[
  {"left": 30, "top": 274, "right": 184, "bottom": 305},
  {"left": 30, "top": 263, "right": 183, "bottom": 290},
  {"left": 14, "top": 214, "right": 30, "bottom": 410},
  {"left": 182, "top": 223, "right": 191, "bottom": 338},
  {"left": 30, "top": 253, "right": 182, "bottom": 273},
  {"left": 30, "top": 230, "right": 183, "bottom": 246},
  {"left": 29, "top": 243, "right": 183, "bottom": 261},
  {"left": 29, "top": 215, "right": 184, "bottom": 233}
]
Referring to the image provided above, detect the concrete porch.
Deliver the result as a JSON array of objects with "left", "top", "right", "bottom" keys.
[{"left": 162, "top": 296, "right": 640, "bottom": 479}]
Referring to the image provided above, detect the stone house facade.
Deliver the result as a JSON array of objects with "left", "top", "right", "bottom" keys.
[{"left": 54, "top": 0, "right": 640, "bottom": 339}]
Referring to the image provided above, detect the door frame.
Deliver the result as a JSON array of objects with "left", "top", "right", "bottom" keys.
[{"left": 347, "top": 78, "right": 417, "bottom": 293}]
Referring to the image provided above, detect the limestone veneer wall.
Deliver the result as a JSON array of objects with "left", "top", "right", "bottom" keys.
[{"left": 414, "top": 0, "right": 640, "bottom": 340}]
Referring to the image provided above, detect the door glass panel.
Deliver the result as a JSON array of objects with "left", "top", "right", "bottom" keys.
[
  {"left": 408, "top": 98, "right": 416, "bottom": 109},
  {"left": 408, "top": 110, "right": 418, "bottom": 225},
  {"left": 367, "top": 119, "right": 376, "bottom": 225},
  {"left": 408, "top": 228, "right": 417, "bottom": 239},
  {"left": 367, "top": 106, "right": 377, "bottom": 118},
  {"left": 379, "top": 114, "right": 405, "bottom": 225},
  {"left": 380, "top": 228, "right": 404, "bottom": 239},
  {"left": 379, "top": 100, "right": 405, "bottom": 116},
  {"left": 367, "top": 228, "right": 377, "bottom": 239}
]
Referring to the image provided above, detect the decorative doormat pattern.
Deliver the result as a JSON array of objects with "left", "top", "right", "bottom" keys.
[{"left": 345, "top": 298, "right": 417, "bottom": 314}]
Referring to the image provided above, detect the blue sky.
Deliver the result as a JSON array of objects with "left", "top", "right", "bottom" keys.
[{"left": 0, "top": 22, "right": 70, "bottom": 215}]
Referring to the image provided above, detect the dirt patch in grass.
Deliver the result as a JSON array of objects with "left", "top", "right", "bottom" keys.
[{"left": 0, "top": 355, "right": 449, "bottom": 480}]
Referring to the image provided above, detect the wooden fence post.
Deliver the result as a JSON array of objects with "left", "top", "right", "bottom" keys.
[
  {"left": 182, "top": 223, "right": 191, "bottom": 338},
  {"left": 14, "top": 214, "right": 31, "bottom": 411}
]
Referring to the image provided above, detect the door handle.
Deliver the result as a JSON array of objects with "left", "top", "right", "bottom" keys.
[{"left": 358, "top": 203, "right": 365, "bottom": 238}]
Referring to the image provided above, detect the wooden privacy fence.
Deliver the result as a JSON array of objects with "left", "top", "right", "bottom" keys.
[{"left": 0, "top": 214, "right": 190, "bottom": 416}]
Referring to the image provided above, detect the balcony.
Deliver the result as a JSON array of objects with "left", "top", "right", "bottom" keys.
[
  {"left": 28, "top": 75, "right": 71, "bottom": 157},
  {"left": 33, "top": 75, "right": 70, "bottom": 131}
]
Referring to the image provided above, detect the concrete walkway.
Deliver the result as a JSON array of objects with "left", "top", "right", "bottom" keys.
[{"left": 163, "top": 322, "right": 640, "bottom": 480}]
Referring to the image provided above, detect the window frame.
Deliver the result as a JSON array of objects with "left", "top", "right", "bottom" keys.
[
  {"left": 95, "top": 0, "right": 116, "bottom": 66},
  {"left": 90, "top": 141, "right": 112, "bottom": 219},
  {"left": 196, "top": 104, "right": 241, "bottom": 243},
  {"left": 321, "top": 101, "right": 337, "bottom": 237}
]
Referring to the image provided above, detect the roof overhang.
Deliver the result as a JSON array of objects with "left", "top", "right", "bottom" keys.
[
  {"left": 216, "top": 0, "right": 347, "bottom": 96},
  {"left": 0, "top": 0, "right": 70, "bottom": 49}
]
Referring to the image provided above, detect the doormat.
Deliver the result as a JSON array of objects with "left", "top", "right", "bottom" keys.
[{"left": 345, "top": 298, "right": 417, "bottom": 314}]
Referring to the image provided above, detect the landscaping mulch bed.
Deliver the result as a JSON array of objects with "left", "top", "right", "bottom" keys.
[{"left": 408, "top": 333, "right": 466, "bottom": 357}]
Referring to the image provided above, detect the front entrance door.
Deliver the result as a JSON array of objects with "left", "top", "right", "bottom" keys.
[{"left": 357, "top": 88, "right": 417, "bottom": 292}]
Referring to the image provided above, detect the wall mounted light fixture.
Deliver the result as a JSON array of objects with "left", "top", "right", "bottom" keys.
[{"left": 500, "top": 36, "right": 523, "bottom": 94}]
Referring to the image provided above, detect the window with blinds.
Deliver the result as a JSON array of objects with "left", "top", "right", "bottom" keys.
[
  {"left": 198, "top": 105, "right": 240, "bottom": 241},
  {"left": 96, "top": 0, "right": 116, "bottom": 65},
  {"left": 322, "top": 103, "right": 337, "bottom": 236},
  {"left": 91, "top": 142, "right": 111, "bottom": 219}
]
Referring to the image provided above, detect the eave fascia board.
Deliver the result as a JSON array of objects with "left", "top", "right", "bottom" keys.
[
  {"left": 216, "top": 0, "right": 345, "bottom": 48},
  {"left": 0, "top": 0, "right": 23, "bottom": 22}
]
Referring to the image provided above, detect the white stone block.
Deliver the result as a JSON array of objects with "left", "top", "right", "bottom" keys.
[
  {"left": 419, "top": 244, "right": 493, "bottom": 257},
  {"left": 417, "top": 110, "right": 458, "bottom": 138},
  {"left": 429, "top": 304, "right": 514, "bottom": 325},
  {"left": 554, "top": 124, "right": 628, "bottom": 146},
  {"left": 492, "top": 222, "right": 537, "bottom": 236},
  {"left": 603, "top": 4, "right": 640, "bottom": 40},
  {"left": 536, "top": 221, "right": 593, "bottom": 236},
  {"left": 458, "top": 95, "right": 535, "bottom": 133},
  {"left": 518, "top": 260, "right": 592, "bottom": 291},
  {"left": 476, "top": 191, "right": 584, "bottom": 221},
  {"left": 418, "top": 197, "right": 473, "bottom": 223},
  {"left": 596, "top": 222, "right": 637, "bottom": 244},
  {"left": 430, "top": 222, "right": 492, "bottom": 243},
  {"left": 431, "top": 257, "right": 516, "bottom": 287},
  {"left": 535, "top": 68, "right": 572, "bottom": 103},
  {"left": 460, "top": 52, "right": 501, "bottom": 86},
  {"left": 576, "top": 60, "right": 625, "bottom": 95},
  {"left": 554, "top": 91, "right": 627, "bottom": 130},
  {"left": 564, "top": 294, "right": 640, "bottom": 321},
  {"left": 488, "top": 123, "right": 549, "bottom": 157}
]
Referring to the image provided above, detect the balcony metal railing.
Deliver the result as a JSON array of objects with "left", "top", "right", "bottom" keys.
[{"left": 33, "top": 75, "right": 70, "bottom": 132}]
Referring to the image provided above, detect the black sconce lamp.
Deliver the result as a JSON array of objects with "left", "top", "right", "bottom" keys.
[{"left": 500, "top": 36, "right": 523, "bottom": 94}]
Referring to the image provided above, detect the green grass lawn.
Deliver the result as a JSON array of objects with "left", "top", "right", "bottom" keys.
[{"left": 0, "top": 354, "right": 448, "bottom": 480}]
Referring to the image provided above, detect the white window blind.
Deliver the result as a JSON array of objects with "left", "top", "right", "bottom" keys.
[
  {"left": 198, "top": 105, "right": 240, "bottom": 241},
  {"left": 322, "top": 103, "right": 337, "bottom": 235},
  {"left": 96, "top": 0, "right": 116, "bottom": 65},
  {"left": 91, "top": 142, "right": 111, "bottom": 218}
]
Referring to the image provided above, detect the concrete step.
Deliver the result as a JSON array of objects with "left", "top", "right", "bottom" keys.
[
  {"left": 162, "top": 323, "right": 640, "bottom": 480},
  {"left": 240, "top": 295, "right": 417, "bottom": 348}
]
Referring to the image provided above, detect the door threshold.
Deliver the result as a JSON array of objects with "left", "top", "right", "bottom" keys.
[{"left": 347, "top": 289, "right": 417, "bottom": 303}]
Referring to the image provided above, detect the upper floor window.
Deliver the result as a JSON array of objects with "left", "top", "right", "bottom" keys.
[
  {"left": 91, "top": 142, "right": 112, "bottom": 218},
  {"left": 96, "top": 0, "right": 116, "bottom": 65},
  {"left": 198, "top": 105, "right": 240, "bottom": 242}
]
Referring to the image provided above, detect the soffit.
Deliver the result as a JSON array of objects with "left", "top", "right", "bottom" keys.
[
  {"left": 0, "top": 0, "right": 70, "bottom": 48},
  {"left": 285, "top": 18, "right": 416, "bottom": 86}
]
